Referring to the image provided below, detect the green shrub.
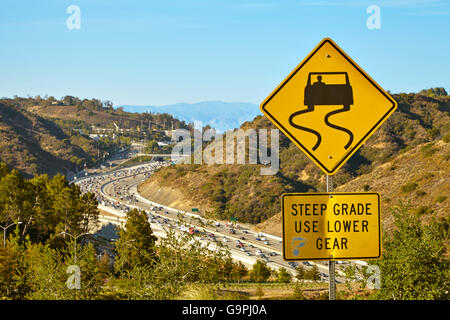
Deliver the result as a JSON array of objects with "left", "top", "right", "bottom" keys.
[
  {"left": 443, "top": 133, "right": 450, "bottom": 143},
  {"left": 371, "top": 205, "right": 449, "bottom": 299},
  {"left": 291, "top": 284, "right": 306, "bottom": 300},
  {"left": 415, "top": 190, "right": 426, "bottom": 197},
  {"left": 400, "top": 182, "right": 418, "bottom": 193},
  {"left": 427, "top": 127, "right": 440, "bottom": 139},
  {"left": 420, "top": 143, "right": 437, "bottom": 157},
  {"left": 410, "top": 205, "right": 433, "bottom": 216}
]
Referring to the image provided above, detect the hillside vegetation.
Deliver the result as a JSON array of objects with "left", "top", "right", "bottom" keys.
[
  {"left": 0, "top": 100, "right": 101, "bottom": 177},
  {"left": 140, "top": 88, "right": 449, "bottom": 233},
  {"left": 0, "top": 96, "right": 190, "bottom": 177},
  {"left": 24, "top": 95, "right": 189, "bottom": 131}
]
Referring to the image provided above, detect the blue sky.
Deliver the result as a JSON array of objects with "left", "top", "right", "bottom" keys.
[{"left": 0, "top": 0, "right": 449, "bottom": 106}]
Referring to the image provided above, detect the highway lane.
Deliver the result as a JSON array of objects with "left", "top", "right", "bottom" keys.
[{"left": 76, "top": 161, "right": 351, "bottom": 282}]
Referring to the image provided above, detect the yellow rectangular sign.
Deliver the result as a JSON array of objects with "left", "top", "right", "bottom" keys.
[{"left": 282, "top": 193, "right": 381, "bottom": 261}]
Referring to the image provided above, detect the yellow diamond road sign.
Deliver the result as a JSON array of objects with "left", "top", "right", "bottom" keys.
[
  {"left": 282, "top": 193, "right": 381, "bottom": 261},
  {"left": 261, "top": 38, "right": 397, "bottom": 175}
]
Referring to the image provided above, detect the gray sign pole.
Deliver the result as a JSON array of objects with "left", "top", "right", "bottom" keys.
[{"left": 326, "top": 174, "right": 336, "bottom": 300}]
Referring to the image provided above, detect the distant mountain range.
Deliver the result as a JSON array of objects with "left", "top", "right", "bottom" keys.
[
  {"left": 119, "top": 101, "right": 261, "bottom": 133},
  {"left": 139, "top": 90, "right": 450, "bottom": 228}
]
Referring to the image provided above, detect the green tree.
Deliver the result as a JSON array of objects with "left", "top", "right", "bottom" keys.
[
  {"left": 219, "top": 256, "right": 234, "bottom": 282},
  {"left": 371, "top": 205, "right": 449, "bottom": 300},
  {"left": 0, "top": 169, "right": 34, "bottom": 230},
  {"left": 305, "top": 265, "right": 320, "bottom": 281},
  {"left": 78, "top": 192, "right": 99, "bottom": 234},
  {"left": 0, "top": 227, "right": 30, "bottom": 300},
  {"left": 108, "top": 230, "right": 229, "bottom": 299},
  {"left": 343, "top": 264, "right": 357, "bottom": 291},
  {"left": 232, "top": 261, "right": 248, "bottom": 283},
  {"left": 25, "top": 241, "right": 106, "bottom": 300},
  {"left": 114, "top": 209, "right": 157, "bottom": 276},
  {"left": 295, "top": 265, "right": 306, "bottom": 281},
  {"left": 250, "top": 260, "right": 272, "bottom": 283},
  {"left": 277, "top": 267, "right": 292, "bottom": 283},
  {"left": 145, "top": 140, "right": 159, "bottom": 153}
]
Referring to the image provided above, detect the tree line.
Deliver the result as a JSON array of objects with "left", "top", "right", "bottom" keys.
[{"left": 0, "top": 161, "right": 448, "bottom": 299}]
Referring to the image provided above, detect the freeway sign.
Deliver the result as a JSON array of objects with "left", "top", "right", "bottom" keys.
[
  {"left": 282, "top": 193, "right": 381, "bottom": 261},
  {"left": 192, "top": 208, "right": 199, "bottom": 212},
  {"left": 261, "top": 38, "right": 397, "bottom": 175}
]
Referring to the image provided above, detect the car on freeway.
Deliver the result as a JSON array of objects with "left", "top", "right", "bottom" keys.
[
  {"left": 264, "top": 241, "right": 269, "bottom": 245},
  {"left": 288, "top": 261, "right": 298, "bottom": 268},
  {"left": 269, "top": 252, "right": 277, "bottom": 256},
  {"left": 255, "top": 237, "right": 261, "bottom": 241},
  {"left": 240, "top": 236, "right": 246, "bottom": 240}
]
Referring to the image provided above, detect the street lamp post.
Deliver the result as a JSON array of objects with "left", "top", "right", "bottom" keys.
[
  {"left": 59, "top": 231, "right": 90, "bottom": 263},
  {"left": 1, "top": 221, "right": 22, "bottom": 247}
]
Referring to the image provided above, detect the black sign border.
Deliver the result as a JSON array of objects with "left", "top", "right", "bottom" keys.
[
  {"left": 261, "top": 38, "right": 397, "bottom": 175},
  {"left": 281, "top": 192, "right": 381, "bottom": 261}
]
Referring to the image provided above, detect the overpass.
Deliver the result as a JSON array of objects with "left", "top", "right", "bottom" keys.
[{"left": 134, "top": 153, "right": 189, "bottom": 158}]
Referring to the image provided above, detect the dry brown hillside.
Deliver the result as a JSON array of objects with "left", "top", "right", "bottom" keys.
[
  {"left": 0, "top": 102, "right": 99, "bottom": 177},
  {"left": 257, "top": 139, "right": 449, "bottom": 236},
  {"left": 139, "top": 89, "right": 450, "bottom": 230},
  {"left": 28, "top": 105, "right": 141, "bottom": 129}
]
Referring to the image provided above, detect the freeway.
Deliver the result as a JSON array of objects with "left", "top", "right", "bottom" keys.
[{"left": 75, "top": 160, "right": 352, "bottom": 283}]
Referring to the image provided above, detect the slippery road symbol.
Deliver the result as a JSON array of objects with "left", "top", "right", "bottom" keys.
[{"left": 288, "top": 72, "right": 354, "bottom": 151}]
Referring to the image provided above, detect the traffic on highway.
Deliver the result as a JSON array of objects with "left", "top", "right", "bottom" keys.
[{"left": 75, "top": 159, "right": 351, "bottom": 282}]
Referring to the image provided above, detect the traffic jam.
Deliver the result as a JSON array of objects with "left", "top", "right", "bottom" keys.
[{"left": 75, "top": 160, "right": 335, "bottom": 278}]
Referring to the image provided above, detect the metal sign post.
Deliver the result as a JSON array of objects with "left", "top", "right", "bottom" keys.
[{"left": 326, "top": 174, "right": 336, "bottom": 300}]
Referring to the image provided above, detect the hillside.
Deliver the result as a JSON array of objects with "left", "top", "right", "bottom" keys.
[
  {"left": 0, "top": 95, "right": 194, "bottom": 177},
  {"left": 258, "top": 140, "right": 449, "bottom": 236},
  {"left": 139, "top": 88, "right": 450, "bottom": 232},
  {"left": 26, "top": 98, "right": 189, "bottom": 131},
  {"left": 0, "top": 100, "right": 98, "bottom": 177}
]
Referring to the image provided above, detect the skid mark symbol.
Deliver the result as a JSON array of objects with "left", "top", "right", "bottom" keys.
[{"left": 289, "top": 72, "right": 354, "bottom": 151}]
